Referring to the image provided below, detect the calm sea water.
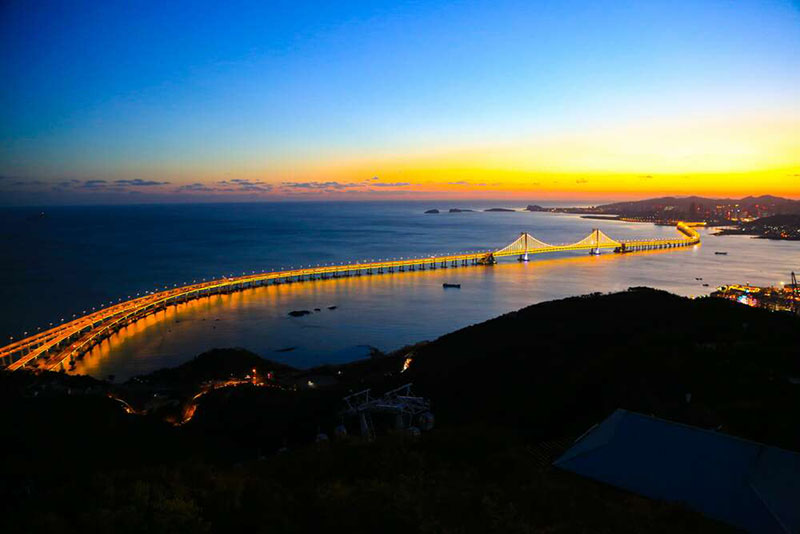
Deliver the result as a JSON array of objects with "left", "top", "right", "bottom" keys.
[{"left": 1, "top": 201, "right": 797, "bottom": 379}]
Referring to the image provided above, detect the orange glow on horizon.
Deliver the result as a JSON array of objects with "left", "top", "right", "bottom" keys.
[
  {"left": 165, "top": 113, "right": 800, "bottom": 200},
  {"left": 3, "top": 113, "right": 797, "bottom": 201},
  {"left": 295, "top": 114, "right": 800, "bottom": 200}
]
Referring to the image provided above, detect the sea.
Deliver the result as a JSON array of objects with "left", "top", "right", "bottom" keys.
[{"left": 0, "top": 201, "right": 797, "bottom": 380}]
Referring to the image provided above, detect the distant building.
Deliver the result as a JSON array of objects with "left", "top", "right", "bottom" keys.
[
  {"left": 555, "top": 410, "right": 800, "bottom": 534},
  {"left": 712, "top": 284, "right": 798, "bottom": 314}
]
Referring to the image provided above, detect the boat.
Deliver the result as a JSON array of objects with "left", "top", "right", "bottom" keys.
[
  {"left": 589, "top": 248, "right": 601, "bottom": 256},
  {"left": 442, "top": 283, "right": 461, "bottom": 289},
  {"left": 695, "top": 277, "right": 703, "bottom": 281},
  {"left": 702, "top": 283, "right": 710, "bottom": 287},
  {"left": 715, "top": 251, "right": 728, "bottom": 255}
]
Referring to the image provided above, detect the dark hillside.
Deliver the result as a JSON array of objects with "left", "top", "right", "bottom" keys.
[
  {"left": 406, "top": 288, "right": 800, "bottom": 448},
  {"left": 138, "top": 347, "right": 296, "bottom": 387},
  {"left": 3, "top": 288, "right": 797, "bottom": 533}
]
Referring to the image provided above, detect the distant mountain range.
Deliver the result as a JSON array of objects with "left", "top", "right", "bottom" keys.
[
  {"left": 594, "top": 195, "right": 800, "bottom": 215},
  {"left": 527, "top": 195, "right": 800, "bottom": 222}
]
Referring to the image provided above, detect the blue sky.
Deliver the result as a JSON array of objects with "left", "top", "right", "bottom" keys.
[{"left": 1, "top": 0, "right": 799, "bottom": 203}]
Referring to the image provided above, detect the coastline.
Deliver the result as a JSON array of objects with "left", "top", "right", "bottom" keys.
[
  {"left": 10, "top": 287, "right": 798, "bottom": 440},
  {"left": 712, "top": 228, "right": 800, "bottom": 241},
  {"left": 580, "top": 213, "right": 799, "bottom": 240}
]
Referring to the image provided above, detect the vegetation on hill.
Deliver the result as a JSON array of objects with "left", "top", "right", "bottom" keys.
[
  {"left": 137, "top": 347, "right": 295, "bottom": 388},
  {"left": 405, "top": 288, "right": 800, "bottom": 449},
  {"left": 3, "top": 288, "right": 798, "bottom": 533}
]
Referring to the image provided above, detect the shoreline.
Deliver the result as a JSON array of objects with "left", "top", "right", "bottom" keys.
[
  {"left": 580, "top": 214, "right": 797, "bottom": 240},
  {"left": 712, "top": 228, "right": 800, "bottom": 241},
  {"left": 6, "top": 286, "right": 799, "bottom": 446}
]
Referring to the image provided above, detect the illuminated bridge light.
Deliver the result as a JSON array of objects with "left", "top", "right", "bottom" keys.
[{"left": 1, "top": 223, "right": 699, "bottom": 373}]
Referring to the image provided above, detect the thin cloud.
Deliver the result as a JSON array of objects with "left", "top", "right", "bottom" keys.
[
  {"left": 175, "top": 183, "right": 216, "bottom": 192},
  {"left": 371, "top": 182, "right": 411, "bottom": 187},
  {"left": 226, "top": 179, "right": 273, "bottom": 192},
  {"left": 276, "top": 179, "right": 418, "bottom": 193},
  {"left": 114, "top": 179, "right": 169, "bottom": 187},
  {"left": 281, "top": 181, "right": 360, "bottom": 190},
  {"left": 445, "top": 181, "right": 489, "bottom": 187},
  {"left": 175, "top": 179, "right": 273, "bottom": 194}
]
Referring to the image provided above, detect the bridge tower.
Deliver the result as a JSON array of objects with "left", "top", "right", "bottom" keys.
[
  {"left": 519, "top": 232, "right": 529, "bottom": 262},
  {"left": 590, "top": 228, "right": 601, "bottom": 256}
]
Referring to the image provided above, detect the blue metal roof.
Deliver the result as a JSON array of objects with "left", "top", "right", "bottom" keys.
[{"left": 554, "top": 409, "right": 800, "bottom": 533}]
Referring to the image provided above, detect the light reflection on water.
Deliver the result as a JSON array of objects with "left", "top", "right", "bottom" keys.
[{"left": 73, "top": 226, "right": 796, "bottom": 380}]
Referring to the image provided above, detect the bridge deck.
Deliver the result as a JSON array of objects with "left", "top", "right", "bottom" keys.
[{"left": 1, "top": 222, "right": 700, "bottom": 372}]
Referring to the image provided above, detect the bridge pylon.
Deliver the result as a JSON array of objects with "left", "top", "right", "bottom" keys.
[{"left": 518, "top": 232, "right": 529, "bottom": 262}]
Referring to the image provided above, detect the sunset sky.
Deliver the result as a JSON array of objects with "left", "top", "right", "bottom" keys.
[{"left": 1, "top": 0, "right": 799, "bottom": 204}]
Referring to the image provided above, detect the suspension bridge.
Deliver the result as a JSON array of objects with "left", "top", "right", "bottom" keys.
[{"left": 0, "top": 222, "right": 700, "bottom": 372}]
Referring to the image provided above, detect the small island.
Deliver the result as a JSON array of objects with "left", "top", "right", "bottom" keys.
[
  {"left": 484, "top": 208, "right": 516, "bottom": 212},
  {"left": 448, "top": 208, "right": 474, "bottom": 213},
  {"left": 424, "top": 209, "right": 439, "bottom": 214}
]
